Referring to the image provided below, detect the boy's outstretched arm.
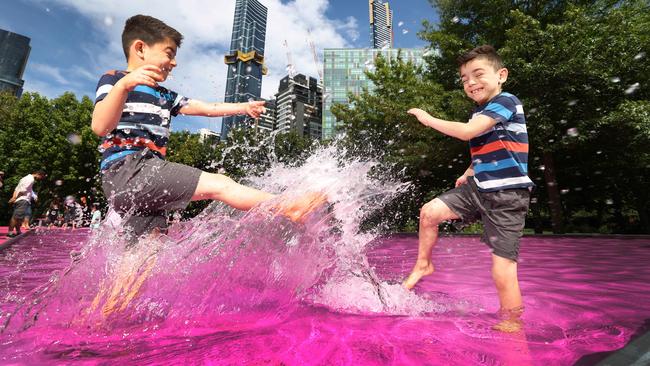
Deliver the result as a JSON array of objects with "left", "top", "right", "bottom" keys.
[
  {"left": 407, "top": 108, "right": 496, "bottom": 141},
  {"left": 91, "top": 65, "right": 164, "bottom": 136},
  {"left": 179, "top": 100, "right": 266, "bottom": 118}
]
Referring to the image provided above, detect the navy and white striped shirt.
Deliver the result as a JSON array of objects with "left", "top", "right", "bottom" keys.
[
  {"left": 469, "top": 92, "right": 534, "bottom": 192},
  {"left": 94, "top": 70, "right": 189, "bottom": 170}
]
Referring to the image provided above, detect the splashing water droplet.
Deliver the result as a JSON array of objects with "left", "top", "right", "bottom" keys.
[
  {"left": 451, "top": 16, "right": 460, "bottom": 23},
  {"left": 634, "top": 52, "right": 645, "bottom": 61},
  {"left": 624, "top": 82, "right": 639, "bottom": 95},
  {"left": 567, "top": 128, "right": 579, "bottom": 137},
  {"left": 567, "top": 100, "right": 577, "bottom": 106},
  {"left": 103, "top": 15, "right": 113, "bottom": 26},
  {"left": 605, "top": 199, "right": 613, "bottom": 205},
  {"left": 245, "top": 65, "right": 252, "bottom": 73},
  {"left": 67, "top": 133, "right": 82, "bottom": 145},
  {"left": 610, "top": 76, "right": 620, "bottom": 83},
  {"left": 398, "top": 21, "right": 404, "bottom": 27},
  {"left": 55, "top": 180, "right": 63, "bottom": 186},
  {"left": 402, "top": 29, "right": 409, "bottom": 35}
]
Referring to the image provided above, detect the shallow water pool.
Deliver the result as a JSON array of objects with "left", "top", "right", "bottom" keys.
[{"left": 1, "top": 229, "right": 648, "bottom": 365}]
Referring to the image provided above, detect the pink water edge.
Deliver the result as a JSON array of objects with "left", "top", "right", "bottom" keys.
[{"left": 1, "top": 230, "right": 648, "bottom": 365}]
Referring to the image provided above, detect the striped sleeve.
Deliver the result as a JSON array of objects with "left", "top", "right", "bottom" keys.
[
  {"left": 170, "top": 93, "right": 189, "bottom": 117},
  {"left": 94, "top": 71, "right": 119, "bottom": 104},
  {"left": 478, "top": 94, "right": 517, "bottom": 124}
]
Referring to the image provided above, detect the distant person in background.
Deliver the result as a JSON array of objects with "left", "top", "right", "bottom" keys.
[
  {"left": 44, "top": 198, "right": 63, "bottom": 228},
  {"left": 0, "top": 171, "right": 5, "bottom": 190},
  {"left": 62, "top": 195, "right": 81, "bottom": 230},
  {"left": 7, "top": 170, "right": 46, "bottom": 237},
  {"left": 79, "top": 196, "right": 92, "bottom": 227},
  {"left": 90, "top": 204, "right": 102, "bottom": 230}
]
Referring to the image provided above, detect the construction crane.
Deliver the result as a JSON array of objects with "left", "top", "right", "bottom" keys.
[
  {"left": 282, "top": 39, "right": 297, "bottom": 78},
  {"left": 306, "top": 30, "right": 323, "bottom": 82}
]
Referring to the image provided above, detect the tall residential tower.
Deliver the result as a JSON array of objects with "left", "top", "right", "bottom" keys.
[
  {"left": 369, "top": 0, "right": 393, "bottom": 49},
  {"left": 0, "top": 29, "right": 30, "bottom": 97},
  {"left": 222, "top": 0, "right": 268, "bottom": 138}
]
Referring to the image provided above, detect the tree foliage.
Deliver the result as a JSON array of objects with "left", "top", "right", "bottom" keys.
[
  {"left": 333, "top": 0, "right": 650, "bottom": 233},
  {"left": 0, "top": 92, "right": 101, "bottom": 223}
]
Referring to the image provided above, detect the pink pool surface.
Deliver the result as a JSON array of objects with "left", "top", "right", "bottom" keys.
[{"left": 1, "top": 230, "right": 649, "bottom": 365}]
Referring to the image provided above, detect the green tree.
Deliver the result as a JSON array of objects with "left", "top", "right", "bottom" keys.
[
  {"left": 0, "top": 91, "right": 101, "bottom": 224},
  {"left": 417, "top": 0, "right": 649, "bottom": 233}
]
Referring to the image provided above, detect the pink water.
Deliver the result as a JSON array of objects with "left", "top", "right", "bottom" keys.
[{"left": 1, "top": 228, "right": 648, "bottom": 365}]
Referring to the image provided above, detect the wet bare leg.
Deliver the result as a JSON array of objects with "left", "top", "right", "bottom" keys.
[
  {"left": 403, "top": 198, "right": 459, "bottom": 290},
  {"left": 490, "top": 254, "right": 524, "bottom": 332},
  {"left": 192, "top": 172, "right": 326, "bottom": 221}
]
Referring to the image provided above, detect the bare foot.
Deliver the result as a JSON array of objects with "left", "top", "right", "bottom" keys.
[
  {"left": 492, "top": 319, "right": 523, "bottom": 333},
  {"left": 402, "top": 260, "right": 434, "bottom": 290},
  {"left": 277, "top": 191, "right": 328, "bottom": 223}
]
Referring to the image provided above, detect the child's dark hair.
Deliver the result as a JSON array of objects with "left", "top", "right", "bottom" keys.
[
  {"left": 457, "top": 45, "right": 503, "bottom": 70},
  {"left": 122, "top": 15, "right": 183, "bottom": 60}
]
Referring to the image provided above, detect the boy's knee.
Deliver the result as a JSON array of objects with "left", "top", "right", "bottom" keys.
[{"left": 420, "top": 200, "right": 444, "bottom": 224}]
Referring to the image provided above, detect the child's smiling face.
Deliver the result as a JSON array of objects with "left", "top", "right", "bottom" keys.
[
  {"left": 459, "top": 57, "right": 508, "bottom": 105},
  {"left": 142, "top": 37, "right": 178, "bottom": 81}
]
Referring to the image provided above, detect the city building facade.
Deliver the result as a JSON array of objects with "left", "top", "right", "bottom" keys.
[
  {"left": 322, "top": 48, "right": 425, "bottom": 139},
  {"left": 221, "top": 0, "right": 268, "bottom": 138},
  {"left": 0, "top": 29, "right": 30, "bottom": 97},
  {"left": 275, "top": 74, "right": 322, "bottom": 140}
]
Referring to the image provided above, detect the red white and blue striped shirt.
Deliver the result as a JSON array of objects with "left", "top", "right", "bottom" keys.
[
  {"left": 94, "top": 70, "right": 189, "bottom": 170},
  {"left": 469, "top": 92, "right": 534, "bottom": 192}
]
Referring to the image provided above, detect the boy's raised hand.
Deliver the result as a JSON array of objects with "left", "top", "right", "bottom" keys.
[
  {"left": 407, "top": 108, "right": 433, "bottom": 125},
  {"left": 118, "top": 65, "right": 165, "bottom": 91},
  {"left": 245, "top": 100, "right": 266, "bottom": 119}
]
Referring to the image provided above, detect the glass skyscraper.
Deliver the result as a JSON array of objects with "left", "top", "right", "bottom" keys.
[
  {"left": 221, "top": 0, "right": 268, "bottom": 138},
  {"left": 322, "top": 48, "right": 425, "bottom": 139},
  {"left": 0, "top": 29, "right": 30, "bottom": 97},
  {"left": 369, "top": 0, "right": 393, "bottom": 49}
]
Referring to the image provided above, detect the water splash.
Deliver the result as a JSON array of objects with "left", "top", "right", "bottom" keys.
[{"left": 2, "top": 141, "right": 434, "bottom": 335}]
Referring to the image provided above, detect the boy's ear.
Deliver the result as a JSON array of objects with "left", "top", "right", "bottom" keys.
[
  {"left": 132, "top": 40, "right": 146, "bottom": 59},
  {"left": 498, "top": 67, "right": 509, "bottom": 85}
]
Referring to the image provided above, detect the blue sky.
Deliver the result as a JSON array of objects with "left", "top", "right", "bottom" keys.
[{"left": 0, "top": 0, "right": 437, "bottom": 132}]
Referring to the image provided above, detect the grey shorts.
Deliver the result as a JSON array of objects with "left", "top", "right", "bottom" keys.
[
  {"left": 101, "top": 150, "right": 202, "bottom": 238},
  {"left": 438, "top": 178, "right": 530, "bottom": 261},
  {"left": 12, "top": 200, "right": 32, "bottom": 220}
]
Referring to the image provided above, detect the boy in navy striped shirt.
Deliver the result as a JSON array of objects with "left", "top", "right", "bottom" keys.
[
  {"left": 404, "top": 45, "right": 533, "bottom": 332},
  {"left": 92, "top": 15, "right": 322, "bottom": 240}
]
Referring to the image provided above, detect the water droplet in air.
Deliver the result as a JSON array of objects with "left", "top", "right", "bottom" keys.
[
  {"left": 610, "top": 76, "right": 620, "bottom": 83},
  {"left": 55, "top": 180, "right": 63, "bottom": 186},
  {"left": 605, "top": 199, "right": 613, "bottom": 205},
  {"left": 245, "top": 65, "right": 252, "bottom": 73},
  {"left": 402, "top": 29, "right": 409, "bottom": 35},
  {"left": 398, "top": 21, "right": 404, "bottom": 27},
  {"left": 452, "top": 16, "right": 460, "bottom": 23},
  {"left": 567, "top": 100, "right": 577, "bottom": 106},
  {"left": 67, "top": 133, "right": 82, "bottom": 145},
  {"left": 567, "top": 128, "right": 579, "bottom": 137},
  {"left": 634, "top": 52, "right": 645, "bottom": 61},
  {"left": 624, "top": 82, "right": 639, "bottom": 95},
  {"left": 103, "top": 16, "right": 113, "bottom": 26}
]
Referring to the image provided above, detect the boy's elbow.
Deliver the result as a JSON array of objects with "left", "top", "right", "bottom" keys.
[{"left": 91, "top": 120, "right": 108, "bottom": 137}]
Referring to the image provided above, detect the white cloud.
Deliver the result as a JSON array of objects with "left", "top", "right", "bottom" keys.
[
  {"left": 37, "top": 0, "right": 358, "bottom": 104},
  {"left": 30, "top": 62, "right": 70, "bottom": 85}
]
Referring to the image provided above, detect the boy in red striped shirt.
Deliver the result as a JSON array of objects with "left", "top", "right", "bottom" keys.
[{"left": 404, "top": 45, "right": 533, "bottom": 332}]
